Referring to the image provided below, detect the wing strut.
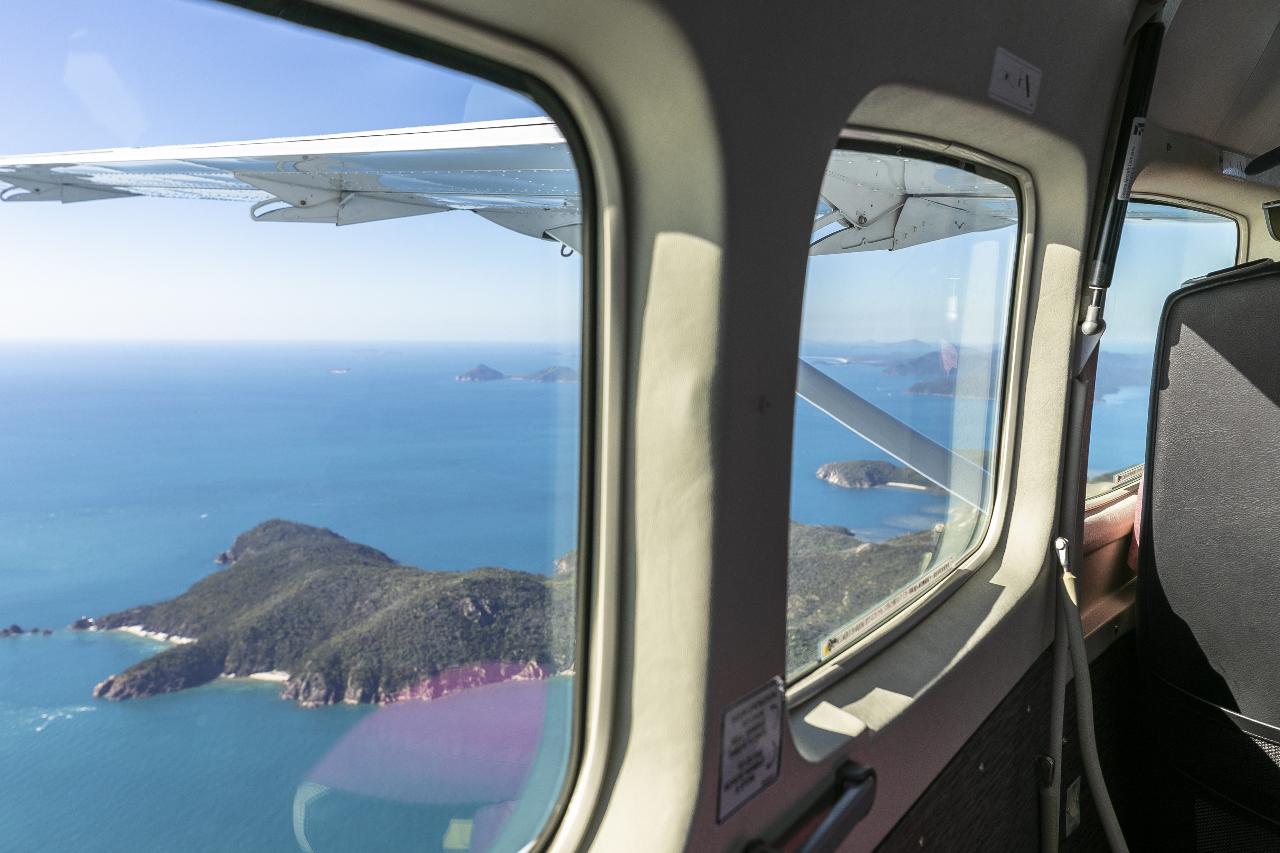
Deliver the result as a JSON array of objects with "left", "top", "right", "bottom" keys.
[{"left": 795, "top": 359, "right": 988, "bottom": 509}]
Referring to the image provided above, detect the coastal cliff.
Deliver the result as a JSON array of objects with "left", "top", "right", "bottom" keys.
[{"left": 87, "top": 521, "right": 575, "bottom": 706}]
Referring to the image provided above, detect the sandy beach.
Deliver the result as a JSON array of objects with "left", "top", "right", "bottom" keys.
[
  {"left": 115, "top": 625, "right": 197, "bottom": 645},
  {"left": 246, "top": 670, "right": 290, "bottom": 682}
]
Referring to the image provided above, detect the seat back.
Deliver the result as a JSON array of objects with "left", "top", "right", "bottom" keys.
[{"left": 1138, "top": 259, "right": 1280, "bottom": 847}]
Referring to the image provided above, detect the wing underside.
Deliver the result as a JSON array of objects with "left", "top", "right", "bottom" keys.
[
  {"left": 810, "top": 150, "right": 1019, "bottom": 253},
  {"left": 0, "top": 117, "right": 586, "bottom": 250},
  {"left": 0, "top": 121, "right": 1029, "bottom": 256}
]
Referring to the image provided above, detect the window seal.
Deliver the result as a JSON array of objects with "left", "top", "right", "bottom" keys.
[{"left": 786, "top": 127, "right": 1034, "bottom": 708}]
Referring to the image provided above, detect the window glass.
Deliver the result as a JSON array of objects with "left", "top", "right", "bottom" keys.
[
  {"left": 787, "top": 146, "right": 1019, "bottom": 679},
  {"left": 1085, "top": 203, "right": 1238, "bottom": 497},
  {"left": 0, "top": 3, "right": 583, "bottom": 851}
]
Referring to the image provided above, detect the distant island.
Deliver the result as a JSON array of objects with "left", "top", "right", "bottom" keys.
[
  {"left": 805, "top": 341, "right": 999, "bottom": 399},
  {"left": 455, "top": 364, "right": 579, "bottom": 383},
  {"left": 1, "top": 624, "right": 52, "bottom": 637},
  {"left": 1095, "top": 351, "right": 1153, "bottom": 397},
  {"left": 816, "top": 460, "right": 937, "bottom": 492},
  {"left": 80, "top": 521, "right": 574, "bottom": 707},
  {"left": 884, "top": 345, "right": 998, "bottom": 398},
  {"left": 514, "top": 366, "right": 578, "bottom": 383},
  {"left": 455, "top": 363, "right": 506, "bottom": 382}
]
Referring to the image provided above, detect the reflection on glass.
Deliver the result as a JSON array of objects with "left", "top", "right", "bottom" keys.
[
  {"left": 0, "top": 3, "right": 581, "bottom": 851},
  {"left": 787, "top": 149, "right": 1019, "bottom": 678},
  {"left": 1085, "top": 203, "right": 1238, "bottom": 496}
]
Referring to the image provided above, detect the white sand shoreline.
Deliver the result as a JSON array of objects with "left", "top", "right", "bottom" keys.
[
  {"left": 113, "top": 625, "right": 197, "bottom": 645},
  {"left": 218, "top": 670, "right": 291, "bottom": 683},
  {"left": 247, "top": 670, "right": 290, "bottom": 682}
]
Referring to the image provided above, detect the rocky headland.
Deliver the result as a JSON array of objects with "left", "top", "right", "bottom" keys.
[
  {"left": 75, "top": 514, "right": 959, "bottom": 701},
  {"left": 81, "top": 520, "right": 574, "bottom": 707}
]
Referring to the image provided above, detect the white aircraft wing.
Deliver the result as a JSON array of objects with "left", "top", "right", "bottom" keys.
[
  {"left": 810, "top": 149, "right": 1019, "bottom": 254},
  {"left": 0, "top": 120, "right": 1031, "bottom": 257},
  {"left": 0, "top": 116, "right": 585, "bottom": 250}
]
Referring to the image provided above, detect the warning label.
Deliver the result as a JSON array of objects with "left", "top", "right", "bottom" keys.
[
  {"left": 717, "top": 677, "right": 784, "bottom": 822},
  {"left": 1117, "top": 117, "right": 1146, "bottom": 201}
]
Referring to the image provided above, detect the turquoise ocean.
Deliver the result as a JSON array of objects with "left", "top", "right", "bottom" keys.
[{"left": 0, "top": 342, "right": 1146, "bottom": 851}]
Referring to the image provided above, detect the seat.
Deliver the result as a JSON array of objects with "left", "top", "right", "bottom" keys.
[{"left": 1137, "top": 258, "right": 1280, "bottom": 850}]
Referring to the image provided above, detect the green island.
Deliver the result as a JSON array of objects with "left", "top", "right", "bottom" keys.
[
  {"left": 815, "top": 459, "right": 938, "bottom": 491},
  {"left": 79, "top": 516, "right": 947, "bottom": 703},
  {"left": 82, "top": 520, "right": 575, "bottom": 706},
  {"left": 847, "top": 344, "right": 1000, "bottom": 398}
]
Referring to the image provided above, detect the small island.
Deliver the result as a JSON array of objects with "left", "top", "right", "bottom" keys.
[
  {"left": 811, "top": 341, "right": 1001, "bottom": 399},
  {"left": 81, "top": 520, "right": 574, "bottom": 707},
  {"left": 816, "top": 460, "right": 937, "bottom": 492},
  {"left": 1, "top": 624, "right": 52, "bottom": 637},
  {"left": 513, "top": 366, "right": 578, "bottom": 383},
  {"left": 454, "top": 364, "right": 579, "bottom": 383},
  {"left": 906, "top": 376, "right": 957, "bottom": 397},
  {"left": 455, "top": 364, "right": 506, "bottom": 382}
]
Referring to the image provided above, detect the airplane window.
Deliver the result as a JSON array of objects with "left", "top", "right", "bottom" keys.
[
  {"left": 0, "top": 3, "right": 584, "bottom": 851},
  {"left": 1085, "top": 203, "right": 1238, "bottom": 498},
  {"left": 788, "top": 145, "right": 1019, "bottom": 679}
]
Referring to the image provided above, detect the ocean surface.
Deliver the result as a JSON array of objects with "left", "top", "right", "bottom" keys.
[{"left": 0, "top": 341, "right": 1146, "bottom": 851}]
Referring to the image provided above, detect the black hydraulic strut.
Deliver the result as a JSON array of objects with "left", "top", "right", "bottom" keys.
[
  {"left": 1043, "top": 18, "right": 1169, "bottom": 853},
  {"left": 1080, "top": 21, "right": 1166, "bottom": 336}
]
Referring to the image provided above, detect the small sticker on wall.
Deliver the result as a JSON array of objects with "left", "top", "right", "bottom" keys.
[
  {"left": 717, "top": 677, "right": 784, "bottom": 823},
  {"left": 1117, "top": 117, "right": 1147, "bottom": 201},
  {"left": 988, "top": 47, "right": 1041, "bottom": 115}
]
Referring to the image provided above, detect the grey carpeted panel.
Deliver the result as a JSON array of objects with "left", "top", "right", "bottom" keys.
[
  {"left": 1060, "top": 633, "right": 1141, "bottom": 853},
  {"left": 877, "top": 635, "right": 1143, "bottom": 853},
  {"left": 876, "top": 647, "right": 1053, "bottom": 852}
]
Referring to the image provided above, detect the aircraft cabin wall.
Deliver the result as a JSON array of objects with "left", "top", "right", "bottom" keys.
[
  {"left": 5, "top": 0, "right": 1216, "bottom": 850},
  {"left": 321, "top": 0, "right": 1152, "bottom": 849}
]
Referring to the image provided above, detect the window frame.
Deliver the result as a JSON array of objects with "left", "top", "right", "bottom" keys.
[
  {"left": 202, "top": 3, "right": 626, "bottom": 850},
  {"left": 1082, "top": 194, "right": 1243, "bottom": 509},
  {"left": 787, "top": 127, "right": 1034, "bottom": 706}
]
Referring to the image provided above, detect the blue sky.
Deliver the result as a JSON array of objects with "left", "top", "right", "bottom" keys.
[
  {"left": 1102, "top": 210, "right": 1239, "bottom": 347},
  {"left": 0, "top": 0, "right": 581, "bottom": 343},
  {"left": 800, "top": 204, "right": 1238, "bottom": 349},
  {"left": 0, "top": 1, "right": 1240, "bottom": 346},
  {"left": 801, "top": 228, "right": 1017, "bottom": 347},
  {"left": 0, "top": 0, "right": 543, "bottom": 151}
]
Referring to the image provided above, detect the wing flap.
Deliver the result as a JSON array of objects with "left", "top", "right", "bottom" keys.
[
  {"left": 812, "top": 149, "right": 1017, "bottom": 254},
  {"left": 0, "top": 119, "right": 581, "bottom": 236}
]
